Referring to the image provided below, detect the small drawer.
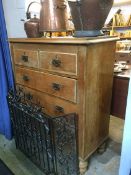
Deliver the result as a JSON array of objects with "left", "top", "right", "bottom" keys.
[
  {"left": 39, "top": 51, "right": 77, "bottom": 76},
  {"left": 17, "top": 86, "right": 77, "bottom": 116},
  {"left": 13, "top": 49, "right": 39, "bottom": 68},
  {"left": 15, "top": 67, "right": 77, "bottom": 103}
]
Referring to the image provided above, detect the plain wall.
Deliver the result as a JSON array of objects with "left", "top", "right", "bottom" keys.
[{"left": 2, "top": 0, "right": 26, "bottom": 38}]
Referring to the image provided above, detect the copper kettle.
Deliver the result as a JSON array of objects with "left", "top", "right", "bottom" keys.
[
  {"left": 39, "top": 0, "right": 67, "bottom": 32},
  {"left": 24, "top": 2, "right": 42, "bottom": 38}
]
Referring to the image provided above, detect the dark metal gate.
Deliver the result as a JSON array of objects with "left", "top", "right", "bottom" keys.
[{"left": 7, "top": 89, "right": 79, "bottom": 175}]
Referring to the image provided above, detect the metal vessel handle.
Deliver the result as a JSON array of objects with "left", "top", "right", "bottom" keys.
[{"left": 26, "top": 1, "right": 40, "bottom": 19}]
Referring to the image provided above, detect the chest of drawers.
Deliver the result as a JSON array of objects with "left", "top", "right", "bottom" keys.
[{"left": 9, "top": 37, "right": 117, "bottom": 174}]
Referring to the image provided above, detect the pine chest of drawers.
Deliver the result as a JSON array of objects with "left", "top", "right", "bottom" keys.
[{"left": 9, "top": 37, "right": 117, "bottom": 174}]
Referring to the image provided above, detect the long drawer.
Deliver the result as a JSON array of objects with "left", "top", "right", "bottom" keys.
[
  {"left": 39, "top": 51, "right": 77, "bottom": 76},
  {"left": 17, "top": 86, "right": 77, "bottom": 116},
  {"left": 15, "top": 67, "right": 77, "bottom": 103},
  {"left": 14, "top": 48, "right": 39, "bottom": 68}
]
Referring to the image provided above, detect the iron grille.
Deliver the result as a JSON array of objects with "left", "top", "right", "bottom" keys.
[{"left": 7, "top": 89, "right": 79, "bottom": 175}]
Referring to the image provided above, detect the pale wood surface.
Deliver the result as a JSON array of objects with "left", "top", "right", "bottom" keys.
[
  {"left": 14, "top": 48, "right": 39, "bottom": 68},
  {"left": 17, "top": 85, "right": 77, "bottom": 116},
  {"left": 9, "top": 36, "right": 118, "bottom": 45},
  {"left": 39, "top": 51, "right": 77, "bottom": 76},
  {"left": 109, "top": 115, "right": 124, "bottom": 143},
  {"left": 10, "top": 38, "right": 117, "bottom": 165},
  {"left": 15, "top": 66, "right": 77, "bottom": 103},
  {"left": 83, "top": 42, "right": 116, "bottom": 158}
]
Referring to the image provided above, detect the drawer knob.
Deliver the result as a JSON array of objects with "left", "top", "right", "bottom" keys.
[
  {"left": 55, "top": 106, "right": 64, "bottom": 113},
  {"left": 21, "top": 55, "right": 28, "bottom": 62},
  {"left": 23, "top": 75, "right": 29, "bottom": 82},
  {"left": 52, "top": 83, "right": 61, "bottom": 91},
  {"left": 52, "top": 58, "right": 61, "bottom": 67}
]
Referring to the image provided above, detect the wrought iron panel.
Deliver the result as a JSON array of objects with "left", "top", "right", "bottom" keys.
[
  {"left": 7, "top": 88, "right": 79, "bottom": 175},
  {"left": 53, "top": 114, "right": 79, "bottom": 175}
]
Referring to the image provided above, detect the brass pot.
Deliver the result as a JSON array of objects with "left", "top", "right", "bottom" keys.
[
  {"left": 68, "top": 0, "right": 114, "bottom": 37},
  {"left": 39, "top": 0, "right": 67, "bottom": 32}
]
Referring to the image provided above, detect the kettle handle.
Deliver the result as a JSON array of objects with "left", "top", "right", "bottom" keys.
[{"left": 26, "top": 1, "right": 40, "bottom": 19}]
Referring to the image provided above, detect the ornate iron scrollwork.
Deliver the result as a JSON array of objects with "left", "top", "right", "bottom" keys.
[{"left": 7, "top": 88, "right": 79, "bottom": 175}]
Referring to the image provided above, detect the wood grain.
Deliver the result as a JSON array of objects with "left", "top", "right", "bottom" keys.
[
  {"left": 83, "top": 41, "right": 116, "bottom": 158},
  {"left": 17, "top": 85, "right": 77, "bottom": 116},
  {"left": 10, "top": 37, "right": 117, "bottom": 164},
  {"left": 14, "top": 48, "right": 39, "bottom": 68},
  {"left": 39, "top": 51, "right": 77, "bottom": 76},
  {"left": 9, "top": 36, "right": 119, "bottom": 45},
  {"left": 15, "top": 66, "right": 77, "bottom": 103}
]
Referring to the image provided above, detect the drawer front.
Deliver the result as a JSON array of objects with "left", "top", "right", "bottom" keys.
[
  {"left": 17, "top": 86, "right": 77, "bottom": 116},
  {"left": 13, "top": 49, "right": 39, "bottom": 68},
  {"left": 115, "top": 52, "right": 131, "bottom": 64},
  {"left": 15, "top": 67, "right": 77, "bottom": 103},
  {"left": 39, "top": 51, "right": 77, "bottom": 75}
]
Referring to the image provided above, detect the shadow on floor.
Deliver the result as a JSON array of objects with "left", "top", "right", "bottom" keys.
[
  {"left": 86, "top": 140, "right": 121, "bottom": 175},
  {"left": 0, "top": 134, "right": 121, "bottom": 175}
]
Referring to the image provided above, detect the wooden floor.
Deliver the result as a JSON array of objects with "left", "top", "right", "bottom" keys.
[
  {"left": 109, "top": 115, "right": 124, "bottom": 143},
  {"left": 0, "top": 115, "right": 124, "bottom": 175},
  {"left": 86, "top": 115, "right": 124, "bottom": 175}
]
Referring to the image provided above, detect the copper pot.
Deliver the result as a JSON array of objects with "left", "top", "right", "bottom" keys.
[
  {"left": 24, "top": 15, "right": 42, "bottom": 38},
  {"left": 24, "top": 2, "right": 42, "bottom": 38},
  {"left": 39, "top": 0, "right": 67, "bottom": 32},
  {"left": 68, "top": 0, "right": 114, "bottom": 37}
]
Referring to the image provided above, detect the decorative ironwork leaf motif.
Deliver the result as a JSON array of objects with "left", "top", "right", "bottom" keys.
[{"left": 7, "top": 88, "right": 79, "bottom": 175}]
